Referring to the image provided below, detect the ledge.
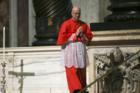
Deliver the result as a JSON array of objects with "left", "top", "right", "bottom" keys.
[
  {"left": 90, "top": 29, "right": 140, "bottom": 46},
  {"left": 90, "top": 22, "right": 140, "bottom": 31},
  {"left": 0, "top": 46, "right": 61, "bottom": 53}
]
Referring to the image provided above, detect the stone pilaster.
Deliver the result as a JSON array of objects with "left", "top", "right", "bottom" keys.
[{"left": 9, "top": 0, "right": 18, "bottom": 47}]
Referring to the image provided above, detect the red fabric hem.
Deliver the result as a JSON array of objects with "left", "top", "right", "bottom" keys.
[{"left": 65, "top": 66, "right": 86, "bottom": 93}]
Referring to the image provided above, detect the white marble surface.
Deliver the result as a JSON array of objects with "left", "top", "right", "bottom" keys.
[
  {"left": 0, "top": 46, "right": 69, "bottom": 93},
  {"left": 92, "top": 29, "right": 140, "bottom": 42},
  {"left": 0, "top": 45, "right": 140, "bottom": 93}
]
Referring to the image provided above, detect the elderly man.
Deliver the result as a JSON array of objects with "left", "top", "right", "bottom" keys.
[{"left": 57, "top": 6, "right": 93, "bottom": 93}]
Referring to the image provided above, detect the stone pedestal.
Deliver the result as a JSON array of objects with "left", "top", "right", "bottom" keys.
[
  {"left": 91, "top": 29, "right": 140, "bottom": 45},
  {"left": 105, "top": 0, "right": 140, "bottom": 22}
]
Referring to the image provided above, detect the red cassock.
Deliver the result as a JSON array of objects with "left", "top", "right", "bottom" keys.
[{"left": 57, "top": 18, "right": 93, "bottom": 93}]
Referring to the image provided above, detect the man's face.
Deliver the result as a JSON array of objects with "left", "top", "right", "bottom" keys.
[{"left": 71, "top": 9, "right": 81, "bottom": 21}]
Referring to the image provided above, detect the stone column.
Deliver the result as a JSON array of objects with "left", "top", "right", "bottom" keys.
[
  {"left": 32, "top": 0, "right": 72, "bottom": 46},
  {"left": 28, "top": 0, "right": 36, "bottom": 46},
  {"left": 17, "top": 0, "right": 29, "bottom": 46},
  {"left": 9, "top": 0, "right": 18, "bottom": 47}
]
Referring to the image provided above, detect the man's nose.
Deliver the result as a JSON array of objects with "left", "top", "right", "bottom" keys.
[{"left": 76, "top": 14, "right": 79, "bottom": 17}]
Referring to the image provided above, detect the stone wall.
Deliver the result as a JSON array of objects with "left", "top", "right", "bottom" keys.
[{"left": 71, "top": 0, "right": 110, "bottom": 24}]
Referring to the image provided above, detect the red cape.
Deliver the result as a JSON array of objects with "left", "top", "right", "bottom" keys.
[{"left": 57, "top": 18, "right": 93, "bottom": 45}]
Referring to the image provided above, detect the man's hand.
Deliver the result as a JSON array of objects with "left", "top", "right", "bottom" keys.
[
  {"left": 76, "top": 26, "right": 89, "bottom": 44},
  {"left": 68, "top": 33, "right": 76, "bottom": 41},
  {"left": 76, "top": 26, "right": 83, "bottom": 37},
  {"left": 81, "top": 34, "right": 89, "bottom": 45}
]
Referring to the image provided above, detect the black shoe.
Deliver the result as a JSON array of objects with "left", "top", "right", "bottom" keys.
[
  {"left": 74, "top": 89, "right": 80, "bottom": 93},
  {"left": 84, "top": 91, "right": 89, "bottom": 93},
  {"left": 74, "top": 90, "right": 89, "bottom": 93}
]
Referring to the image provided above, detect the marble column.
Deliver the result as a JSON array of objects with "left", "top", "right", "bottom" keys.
[
  {"left": 9, "top": 0, "right": 18, "bottom": 47},
  {"left": 17, "top": 0, "right": 29, "bottom": 46},
  {"left": 28, "top": 0, "right": 36, "bottom": 46}
]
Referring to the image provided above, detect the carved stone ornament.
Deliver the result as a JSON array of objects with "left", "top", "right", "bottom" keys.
[{"left": 94, "top": 47, "right": 140, "bottom": 93}]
